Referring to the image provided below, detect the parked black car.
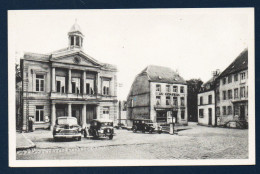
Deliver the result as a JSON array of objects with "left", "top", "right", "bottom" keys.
[
  {"left": 132, "top": 119, "right": 162, "bottom": 134},
  {"left": 53, "top": 117, "right": 82, "bottom": 141},
  {"left": 85, "top": 119, "right": 115, "bottom": 140}
]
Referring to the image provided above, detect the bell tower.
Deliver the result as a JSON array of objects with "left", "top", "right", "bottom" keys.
[{"left": 68, "top": 19, "right": 84, "bottom": 49}]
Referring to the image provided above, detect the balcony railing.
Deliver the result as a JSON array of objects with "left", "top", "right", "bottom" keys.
[
  {"left": 51, "top": 92, "right": 99, "bottom": 99},
  {"left": 50, "top": 92, "right": 117, "bottom": 100}
]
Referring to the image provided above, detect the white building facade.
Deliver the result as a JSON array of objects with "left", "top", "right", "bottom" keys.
[
  {"left": 127, "top": 65, "right": 188, "bottom": 126},
  {"left": 19, "top": 22, "right": 118, "bottom": 131},
  {"left": 216, "top": 49, "right": 248, "bottom": 126},
  {"left": 198, "top": 90, "right": 216, "bottom": 126}
]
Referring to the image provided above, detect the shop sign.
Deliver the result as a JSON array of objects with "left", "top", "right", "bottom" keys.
[{"left": 157, "top": 92, "right": 180, "bottom": 96}]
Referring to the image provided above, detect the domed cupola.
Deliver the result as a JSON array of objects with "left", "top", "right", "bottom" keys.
[{"left": 68, "top": 20, "right": 84, "bottom": 49}]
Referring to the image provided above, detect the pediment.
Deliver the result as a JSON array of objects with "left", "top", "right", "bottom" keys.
[{"left": 51, "top": 51, "right": 101, "bottom": 67}]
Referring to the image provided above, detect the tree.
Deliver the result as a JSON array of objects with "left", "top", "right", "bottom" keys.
[{"left": 186, "top": 79, "right": 203, "bottom": 122}]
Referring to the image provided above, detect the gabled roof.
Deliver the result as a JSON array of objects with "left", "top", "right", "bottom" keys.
[
  {"left": 140, "top": 65, "right": 186, "bottom": 84},
  {"left": 23, "top": 49, "right": 117, "bottom": 71},
  {"left": 50, "top": 49, "right": 101, "bottom": 66},
  {"left": 218, "top": 49, "right": 248, "bottom": 79}
]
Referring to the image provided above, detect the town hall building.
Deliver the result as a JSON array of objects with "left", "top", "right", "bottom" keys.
[{"left": 19, "top": 22, "right": 118, "bottom": 131}]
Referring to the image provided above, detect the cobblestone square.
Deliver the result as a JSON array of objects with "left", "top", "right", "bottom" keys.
[{"left": 16, "top": 123, "right": 248, "bottom": 160}]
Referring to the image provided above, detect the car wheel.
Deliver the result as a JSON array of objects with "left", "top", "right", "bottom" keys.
[
  {"left": 77, "top": 136, "right": 81, "bottom": 141},
  {"left": 93, "top": 130, "right": 99, "bottom": 139},
  {"left": 132, "top": 126, "right": 137, "bottom": 133},
  {"left": 53, "top": 137, "right": 58, "bottom": 142},
  {"left": 149, "top": 129, "right": 153, "bottom": 134},
  {"left": 158, "top": 131, "right": 162, "bottom": 134},
  {"left": 109, "top": 135, "right": 113, "bottom": 140}
]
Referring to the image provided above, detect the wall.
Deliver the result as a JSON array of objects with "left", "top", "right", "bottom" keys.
[
  {"left": 197, "top": 90, "right": 215, "bottom": 126},
  {"left": 150, "top": 82, "right": 188, "bottom": 125},
  {"left": 99, "top": 101, "right": 118, "bottom": 122},
  {"left": 22, "top": 60, "right": 51, "bottom": 130},
  {"left": 127, "top": 74, "right": 150, "bottom": 122},
  {"left": 217, "top": 69, "right": 248, "bottom": 125}
]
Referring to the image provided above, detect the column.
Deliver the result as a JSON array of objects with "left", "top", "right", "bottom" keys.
[
  {"left": 82, "top": 104, "right": 86, "bottom": 128},
  {"left": 82, "top": 71, "right": 86, "bottom": 94},
  {"left": 95, "top": 73, "right": 99, "bottom": 95},
  {"left": 52, "top": 67, "right": 56, "bottom": 92},
  {"left": 96, "top": 105, "right": 100, "bottom": 119},
  {"left": 68, "top": 69, "right": 72, "bottom": 93},
  {"left": 68, "top": 103, "right": 72, "bottom": 117},
  {"left": 51, "top": 103, "right": 56, "bottom": 130},
  {"left": 74, "top": 36, "right": 76, "bottom": 46}
]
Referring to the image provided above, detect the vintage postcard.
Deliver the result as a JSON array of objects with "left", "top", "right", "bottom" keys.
[{"left": 8, "top": 8, "right": 255, "bottom": 167}]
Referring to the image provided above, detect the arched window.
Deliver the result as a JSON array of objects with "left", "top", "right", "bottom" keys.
[{"left": 76, "top": 36, "right": 80, "bottom": 46}]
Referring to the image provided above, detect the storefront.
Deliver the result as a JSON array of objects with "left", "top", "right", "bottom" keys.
[{"left": 233, "top": 100, "right": 248, "bottom": 121}]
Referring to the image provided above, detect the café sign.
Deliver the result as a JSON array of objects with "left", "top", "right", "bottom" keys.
[{"left": 157, "top": 92, "right": 180, "bottom": 96}]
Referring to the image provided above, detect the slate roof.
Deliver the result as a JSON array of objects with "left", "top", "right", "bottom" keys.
[
  {"left": 218, "top": 49, "right": 248, "bottom": 79},
  {"left": 23, "top": 52, "right": 50, "bottom": 62},
  {"left": 140, "top": 65, "right": 186, "bottom": 84}
]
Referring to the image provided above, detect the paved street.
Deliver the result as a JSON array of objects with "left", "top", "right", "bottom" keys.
[{"left": 16, "top": 123, "right": 248, "bottom": 160}]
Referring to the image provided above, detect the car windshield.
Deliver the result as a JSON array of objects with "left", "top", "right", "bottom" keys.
[
  {"left": 101, "top": 122, "right": 113, "bottom": 126},
  {"left": 57, "top": 117, "right": 77, "bottom": 125},
  {"left": 145, "top": 120, "right": 153, "bottom": 123}
]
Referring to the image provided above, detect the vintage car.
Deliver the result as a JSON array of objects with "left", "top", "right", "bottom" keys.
[
  {"left": 84, "top": 119, "right": 115, "bottom": 140},
  {"left": 114, "top": 123, "right": 127, "bottom": 129},
  {"left": 53, "top": 117, "right": 82, "bottom": 141},
  {"left": 132, "top": 119, "right": 162, "bottom": 134}
]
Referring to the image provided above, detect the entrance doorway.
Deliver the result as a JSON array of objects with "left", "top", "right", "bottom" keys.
[
  {"left": 208, "top": 108, "right": 212, "bottom": 125},
  {"left": 172, "top": 111, "right": 178, "bottom": 123},
  {"left": 56, "top": 104, "right": 67, "bottom": 118},
  {"left": 240, "top": 105, "right": 245, "bottom": 120},
  {"left": 156, "top": 110, "right": 167, "bottom": 123},
  {"left": 86, "top": 105, "right": 96, "bottom": 124},
  {"left": 72, "top": 106, "right": 81, "bottom": 124}
]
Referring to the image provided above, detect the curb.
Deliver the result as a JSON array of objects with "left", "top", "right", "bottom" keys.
[{"left": 16, "top": 134, "right": 36, "bottom": 151}]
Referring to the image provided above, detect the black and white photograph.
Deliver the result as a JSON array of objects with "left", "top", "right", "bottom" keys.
[{"left": 8, "top": 8, "right": 255, "bottom": 166}]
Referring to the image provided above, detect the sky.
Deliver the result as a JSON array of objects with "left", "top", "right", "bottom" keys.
[{"left": 8, "top": 9, "right": 252, "bottom": 100}]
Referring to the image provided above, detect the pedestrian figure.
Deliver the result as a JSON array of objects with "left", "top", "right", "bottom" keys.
[{"left": 28, "top": 116, "right": 34, "bottom": 132}]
